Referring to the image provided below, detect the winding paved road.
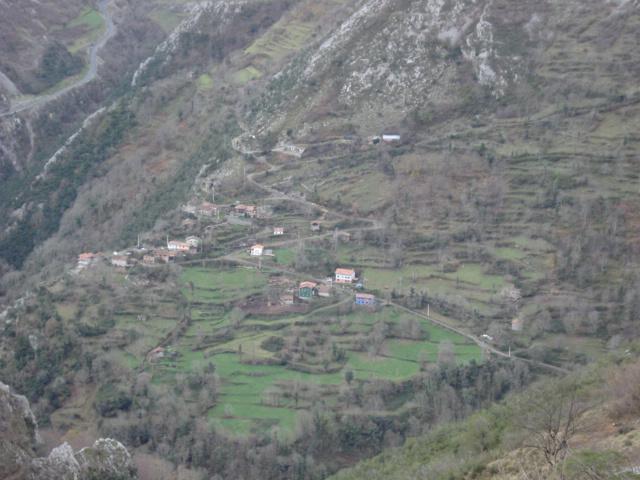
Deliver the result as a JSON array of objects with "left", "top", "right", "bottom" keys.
[{"left": 0, "top": 0, "right": 116, "bottom": 118}]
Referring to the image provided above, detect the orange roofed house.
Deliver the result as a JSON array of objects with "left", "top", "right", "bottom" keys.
[
  {"left": 77, "top": 252, "right": 98, "bottom": 268},
  {"left": 335, "top": 268, "right": 356, "bottom": 284},
  {"left": 235, "top": 204, "right": 257, "bottom": 218}
]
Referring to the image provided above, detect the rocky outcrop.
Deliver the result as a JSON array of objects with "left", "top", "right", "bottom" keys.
[
  {"left": 0, "top": 381, "right": 136, "bottom": 480},
  {"left": 0, "top": 381, "right": 39, "bottom": 480},
  {"left": 0, "top": 115, "right": 32, "bottom": 178},
  {"left": 30, "top": 438, "right": 135, "bottom": 480}
]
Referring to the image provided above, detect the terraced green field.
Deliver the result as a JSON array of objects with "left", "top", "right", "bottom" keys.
[
  {"left": 181, "top": 266, "right": 268, "bottom": 303},
  {"left": 141, "top": 265, "right": 483, "bottom": 436},
  {"left": 232, "top": 66, "right": 263, "bottom": 85}
]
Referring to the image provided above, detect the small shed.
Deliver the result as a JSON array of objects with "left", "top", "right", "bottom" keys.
[
  {"left": 382, "top": 134, "right": 401, "bottom": 143},
  {"left": 147, "top": 347, "right": 165, "bottom": 362},
  {"left": 511, "top": 317, "right": 524, "bottom": 332}
]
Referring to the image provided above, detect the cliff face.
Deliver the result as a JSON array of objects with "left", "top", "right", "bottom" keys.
[
  {"left": 0, "top": 381, "right": 136, "bottom": 480},
  {"left": 0, "top": 381, "right": 38, "bottom": 480}
]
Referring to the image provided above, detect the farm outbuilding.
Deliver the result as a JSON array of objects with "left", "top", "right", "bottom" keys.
[{"left": 298, "top": 281, "right": 318, "bottom": 300}]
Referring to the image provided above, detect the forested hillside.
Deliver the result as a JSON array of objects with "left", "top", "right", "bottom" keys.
[
  {"left": 331, "top": 353, "right": 640, "bottom": 480},
  {"left": 0, "top": 0, "right": 639, "bottom": 479}
]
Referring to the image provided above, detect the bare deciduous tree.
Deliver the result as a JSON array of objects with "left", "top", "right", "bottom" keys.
[{"left": 512, "top": 381, "right": 589, "bottom": 478}]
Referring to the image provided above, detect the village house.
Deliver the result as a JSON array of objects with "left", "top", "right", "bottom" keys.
[
  {"left": 167, "top": 240, "right": 190, "bottom": 252},
  {"left": 111, "top": 255, "right": 129, "bottom": 268},
  {"left": 142, "top": 255, "right": 156, "bottom": 265},
  {"left": 382, "top": 134, "right": 401, "bottom": 143},
  {"left": 298, "top": 281, "right": 317, "bottom": 300},
  {"left": 196, "top": 201, "right": 218, "bottom": 217},
  {"left": 186, "top": 236, "right": 201, "bottom": 248},
  {"left": 355, "top": 292, "right": 376, "bottom": 306},
  {"left": 77, "top": 252, "right": 98, "bottom": 269},
  {"left": 250, "top": 244, "right": 264, "bottom": 256},
  {"left": 273, "top": 227, "right": 284, "bottom": 236},
  {"left": 311, "top": 221, "right": 321, "bottom": 232},
  {"left": 154, "top": 249, "right": 177, "bottom": 263},
  {"left": 317, "top": 284, "right": 332, "bottom": 298},
  {"left": 335, "top": 268, "right": 356, "bottom": 284},
  {"left": 235, "top": 204, "right": 257, "bottom": 218}
]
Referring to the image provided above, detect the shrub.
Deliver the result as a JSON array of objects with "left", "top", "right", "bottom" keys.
[{"left": 95, "top": 383, "right": 132, "bottom": 417}]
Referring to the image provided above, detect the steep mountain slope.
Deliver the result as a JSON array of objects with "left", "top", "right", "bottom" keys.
[
  {"left": 0, "top": 0, "right": 197, "bottom": 274},
  {"left": 0, "top": 0, "right": 91, "bottom": 97},
  {"left": 0, "top": 0, "right": 640, "bottom": 479},
  {"left": 247, "top": 0, "right": 639, "bottom": 133},
  {"left": 239, "top": 0, "right": 640, "bottom": 359}
]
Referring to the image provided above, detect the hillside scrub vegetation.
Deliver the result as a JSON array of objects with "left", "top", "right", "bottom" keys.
[
  {"left": 1, "top": 0, "right": 640, "bottom": 479},
  {"left": 331, "top": 353, "right": 640, "bottom": 480}
]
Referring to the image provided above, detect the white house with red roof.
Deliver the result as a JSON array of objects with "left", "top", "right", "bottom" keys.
[
  {"left": 335, "top": 268, "right": 356, "bottom": 284},
  {"left": 167, "top": 240, "right": 190, "bottom": 252},
  {"left": 77, "top": 252, "right": 98, "bottom": 268}
]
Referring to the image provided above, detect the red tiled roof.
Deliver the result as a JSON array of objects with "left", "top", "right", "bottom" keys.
[{"left": 335, "top": 268, "right": 355, "bottom": 276}]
